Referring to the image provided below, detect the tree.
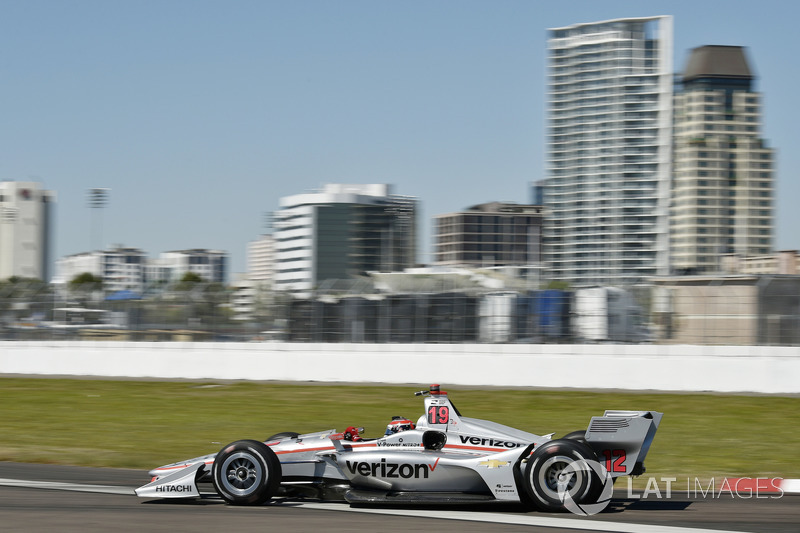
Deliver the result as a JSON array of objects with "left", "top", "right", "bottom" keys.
[
  {"left": 179, "top": 271, "right": 204, "bottom": 284},
  {"left": 1, "top": 276, "right": 49, "bottom": 296},
  {"left": 173, "top": 272, "right": 205, "bottom": 293},
  {"left": 0, "top": 276, "right": 52, "bottom": 319},
  {"left": 69, "top": 272, "right": 103, "bottom": 291},
  {"left": 68, "top": 272, "right": 104, "bottom": 306},
  {"left": 170, "top": 272, "right": 232, "bottom": 331}
]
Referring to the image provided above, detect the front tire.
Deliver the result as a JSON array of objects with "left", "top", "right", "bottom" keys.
[
  {"left": 523, "top": 439, "right": 599, "bottom": 512},
  {"left": 212, "top": 439, "right": 281, "bottom": 505}
]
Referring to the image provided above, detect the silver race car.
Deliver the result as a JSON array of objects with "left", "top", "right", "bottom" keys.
[{"left": 136, "top": 384, "right": 662, "bottom": 512}]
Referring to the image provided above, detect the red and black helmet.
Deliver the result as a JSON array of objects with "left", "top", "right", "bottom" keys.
[{"left": 385, "top": 416, "right": 415, "bottom": 435}]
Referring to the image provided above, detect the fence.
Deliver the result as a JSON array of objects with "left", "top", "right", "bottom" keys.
[{"left": 1, "top": 276, "right": 799, "bottom": 346}]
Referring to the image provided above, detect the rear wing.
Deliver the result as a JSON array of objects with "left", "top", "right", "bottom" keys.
[{"left": 583, "top": 410, "right": 663, "bottom": 478}]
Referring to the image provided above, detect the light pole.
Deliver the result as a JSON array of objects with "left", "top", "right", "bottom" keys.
[{"left": 87, "top": 188, "right": 109, "bottom": 251}]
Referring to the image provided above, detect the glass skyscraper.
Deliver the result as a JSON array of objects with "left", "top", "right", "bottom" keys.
[{"left": 544, "top": 16, "right": 673, "bottom": 286}]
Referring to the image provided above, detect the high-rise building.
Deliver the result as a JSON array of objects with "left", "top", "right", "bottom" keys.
[
  {"left": 273, "top": 184, "right": 417, "bottom": 295},
  {"left": 247, "top": 234, "right": 275, "bottom": 283},
  {"left": 0, "top": 181, "right": 55, "bottom": 281},
  {"left": 229, "top": 235, "right": 277, "bottom": 323},
  {"left": 545, "top": 16, "right": 673, "bottom": 286},
  {"left": 531, "top": 180, "right": 545, "bottom": 206},
  {"left": 671, "top": 46, "right": 773, "bottom": 273},
  {"left": 433, "top": 202, "right": 543, "bottom": 268}
]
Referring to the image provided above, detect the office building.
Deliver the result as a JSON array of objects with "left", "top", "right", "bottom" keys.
[
  {"left": 671, "top": 45, "right": 774, "bottom": 273},
  {"left": 155, "top": 249, "right": 228, "bottom": 284},
  {"left": 247, "top": 234, "right": 275, "bottom": 283},
  {"left": 54, "top": 247, "right": 228, "bottom": 292},
  {"left": 721, "top": 250, "right": 798, "bottom": 275},
  {"left": 274, "top": 184, "right": 417, "bottom": 295},
  {"left": 54, "top": 247, "right": 147, "bottom": 293},
  {"left": 545, "top": 16, "right": 673, "bottom": 285},
  {"left": 230, "top": 235, "right": 277, "bottom": 322},
  {"left": 0, "top": 181, "right": 55, "bottom": 281},
  {"left": 433, "top": 202, "right": 543, "bottom": 268}
]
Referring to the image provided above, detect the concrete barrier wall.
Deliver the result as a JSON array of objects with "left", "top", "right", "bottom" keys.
[{"left": 1, "top": 341, "right": 798, "bottom": 394}]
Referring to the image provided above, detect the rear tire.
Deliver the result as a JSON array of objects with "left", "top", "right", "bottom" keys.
[
  {"left": 562, "top": 429, "right": 587, "bottom": 445},
  {"left": 559, "top": 430, "right": 610, "bottom": 504},
  {"left": 212, "top": 439, "right": 281, "bottom": 505},
  {"left": 523, "top": 439, "right": 599, "bottom": 512}
]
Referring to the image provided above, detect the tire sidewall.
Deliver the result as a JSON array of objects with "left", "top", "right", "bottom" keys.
[
  {"left": 523, "top": 439, "right": 597, "bottom": 512},
  {"left": 212, "top": 439, "right": 281, "bottom": 505}
]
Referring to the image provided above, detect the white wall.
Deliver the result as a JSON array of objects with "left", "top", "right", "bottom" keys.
[{"left": 1, "top": 341, "right": 798, "bottom": 394}]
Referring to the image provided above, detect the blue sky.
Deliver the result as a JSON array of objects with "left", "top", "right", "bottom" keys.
[{"left": 2, "top": 0, "right": 798, "bottom": 276}]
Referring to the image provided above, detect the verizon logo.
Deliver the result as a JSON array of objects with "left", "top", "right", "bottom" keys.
[
  {"left": 459, "top": 435, "right": 522, "bottom": 448},
  {"left": 345, "top": 458, "right": 440, "bottom": 479}
]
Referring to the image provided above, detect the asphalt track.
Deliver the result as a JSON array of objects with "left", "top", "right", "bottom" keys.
[{"left": 0, "top": 462, "right": 797, "bottom": 533}]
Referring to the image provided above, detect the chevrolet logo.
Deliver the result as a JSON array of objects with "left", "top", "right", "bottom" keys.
[{"left": 478, "top": 460, "right": 508, "bottom": 469}]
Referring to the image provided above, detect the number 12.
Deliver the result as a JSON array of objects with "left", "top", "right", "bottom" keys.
[{"left": 601, "top": 449, "right": 626, "bottom": 473}]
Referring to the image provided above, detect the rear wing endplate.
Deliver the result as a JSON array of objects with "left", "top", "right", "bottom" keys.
[{"left": 583, "top": 410, "right": 663, "bottom": 477}]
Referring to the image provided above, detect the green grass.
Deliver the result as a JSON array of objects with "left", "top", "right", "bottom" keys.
[{"left": 1, "top": 378, "right": 798, "bottom": 482}]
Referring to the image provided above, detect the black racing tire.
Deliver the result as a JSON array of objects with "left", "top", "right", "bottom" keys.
[
  {"left": 562, "top": 429, "right": 588, "bottom": 445},
  {"left": 523, "top": 439, "right": 599, "bottom": 512},
  {"left": 265, "top": 432, "right": 300, "bottom": 442},
  {"left": 559, "top": 430, "right": 610, "bottom": 504},
  {"left": 212, "top": 439, "right": 282, "bottom": 505}
]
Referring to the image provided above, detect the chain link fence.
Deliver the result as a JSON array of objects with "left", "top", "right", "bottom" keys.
[{"left": 2, "top": 276, "right": 799, "bottom": 345}]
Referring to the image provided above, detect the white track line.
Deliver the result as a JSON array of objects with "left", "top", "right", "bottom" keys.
[
  {"left": 0, "top": 478, "right": 134, "bottom": 495},
  {"left": 0, "top": 478, "right": 751, "bottom": 533},
  {"left": 297, "top": 501, "right": 751, "bottom": 533}
]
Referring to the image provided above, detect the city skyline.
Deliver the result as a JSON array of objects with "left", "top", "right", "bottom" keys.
[{"left": 2, "top": 1, "right": 798, "bottom": 275}]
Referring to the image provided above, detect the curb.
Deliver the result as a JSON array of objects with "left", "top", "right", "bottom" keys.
[{"left": 723, "top": 478, "right": 800, "bottom": 494}]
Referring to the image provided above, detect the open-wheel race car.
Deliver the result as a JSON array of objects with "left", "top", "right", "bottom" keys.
[{"left": 136, "top": 384, "right": 662, "bottom": 512}]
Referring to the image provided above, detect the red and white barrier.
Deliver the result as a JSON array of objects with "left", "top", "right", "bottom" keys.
[{"left": 779, "top": 479, "right": 800, "bottom": 494}]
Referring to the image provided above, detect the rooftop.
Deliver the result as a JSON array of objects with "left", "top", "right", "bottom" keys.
[{"left": 683, "top": 45, "right": 753, "bottom": 82}]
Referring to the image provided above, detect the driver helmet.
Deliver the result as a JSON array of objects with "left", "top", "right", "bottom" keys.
[{"left": 385, "top": 416, "right": 415, "bottom": 435}]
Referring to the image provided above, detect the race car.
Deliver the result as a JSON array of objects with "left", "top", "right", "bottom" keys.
[{"left": 136, "top": 384, "right": 662, "bottom": 512}]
